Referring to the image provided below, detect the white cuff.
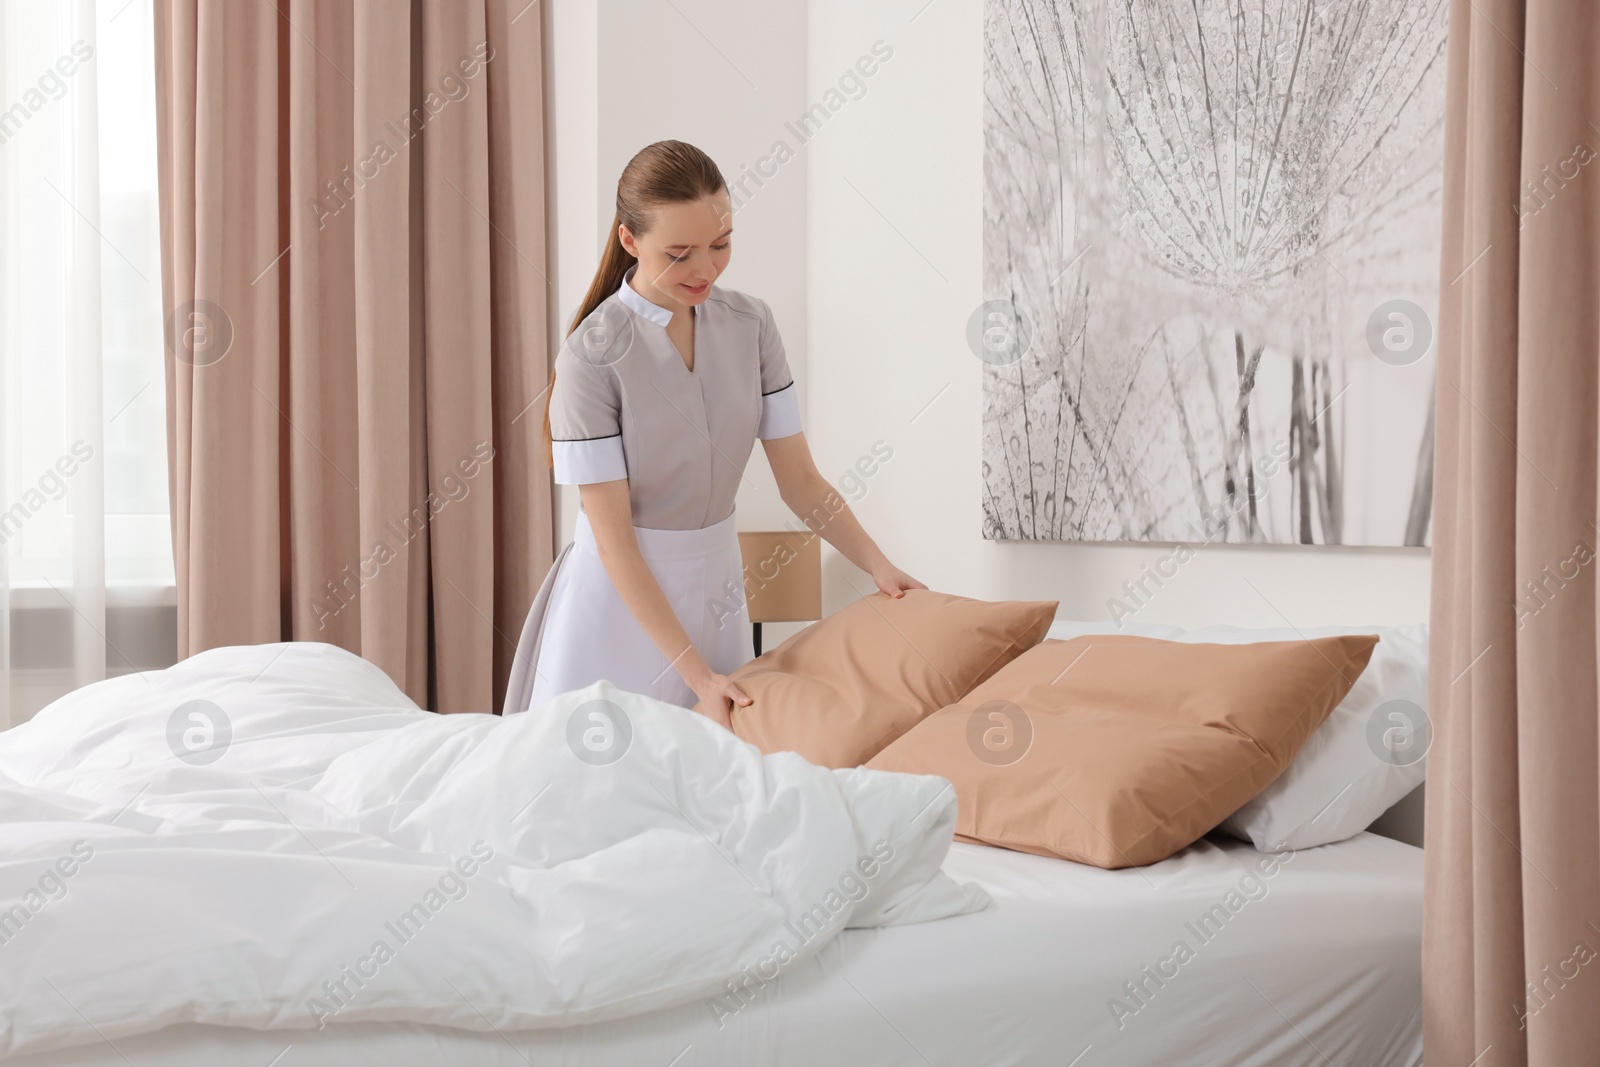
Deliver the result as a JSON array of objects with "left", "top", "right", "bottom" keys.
[
  {"left": 552, "top": 435, "right": 627, "bottom": 484},
  {"left": 757, "top": 383, "right": 802, "bottom": 440}
]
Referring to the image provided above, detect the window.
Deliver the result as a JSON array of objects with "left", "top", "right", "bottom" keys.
[{"left": 1, "top": 0, "right": 172, "bottom": 595}]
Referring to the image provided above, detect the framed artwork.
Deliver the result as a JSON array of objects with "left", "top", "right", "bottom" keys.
[{"left": 982, "top": 0, "right": 1448, "bottom": 546}]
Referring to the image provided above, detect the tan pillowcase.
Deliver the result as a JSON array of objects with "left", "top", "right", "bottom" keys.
[
  {"left": 866, "top": 633, "right": 1378, "bottom": 868},
  {"left": 713, "top": 590, "right": 1058, "bottom": 769}
]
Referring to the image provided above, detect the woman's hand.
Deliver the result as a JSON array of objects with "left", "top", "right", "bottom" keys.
[
  {"left": 871, "top": 562, "right": 927, "bottom": 599},
  {"left": 689, "top": 670, "right": 751, "bottom": 731}
]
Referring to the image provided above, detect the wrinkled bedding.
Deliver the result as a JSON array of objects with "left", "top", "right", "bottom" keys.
[{"left": 0, "top": 642, "right": 987, "bottom": 1059}]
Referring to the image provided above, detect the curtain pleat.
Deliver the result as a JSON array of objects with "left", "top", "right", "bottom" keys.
[
  {"left": 1427, "top": 1, "right": 1600, "bottom": 1062},
  {"left": 416, "top": 0, "right": 498, "bottom": 716},
  {"left": 480, "top": 0, "right": 550, "bottom": 714},
  {"left": 154, "top": 0, "right": 551, "bottom": 714}
]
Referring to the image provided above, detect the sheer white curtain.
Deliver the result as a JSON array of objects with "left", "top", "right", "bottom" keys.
[{"left": 1, "top": 0, "right": 171, "bottom": 727}]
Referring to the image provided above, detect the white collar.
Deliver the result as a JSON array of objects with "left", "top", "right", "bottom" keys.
[{"left": 618, "top": 265, "right": 697, "bottom": 326}]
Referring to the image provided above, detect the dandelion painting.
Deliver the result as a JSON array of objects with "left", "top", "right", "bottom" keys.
[{"left": 982, "top": 0, "right": 1447, "bottom": 546}]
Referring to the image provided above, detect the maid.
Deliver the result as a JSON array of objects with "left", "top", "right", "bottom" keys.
[{"left": 503, "top": 141, "right": 922, "bottom": 728}]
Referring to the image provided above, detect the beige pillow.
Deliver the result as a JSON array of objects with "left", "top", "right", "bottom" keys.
[
  {"left": 866, "top": 633, "right": 1378, "bottom": 868},
  {"left": 713, "top": 590, "right": 1058, "bottom": 769}
]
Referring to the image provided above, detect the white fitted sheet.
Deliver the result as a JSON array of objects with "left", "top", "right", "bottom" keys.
[{"left": 11, "top": 832, "right": 1421, "bottom": 1067}]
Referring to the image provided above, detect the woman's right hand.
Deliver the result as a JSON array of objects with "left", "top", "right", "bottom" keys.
[{"left": 690, "top": 670, "right": 751, "bottom": 731}]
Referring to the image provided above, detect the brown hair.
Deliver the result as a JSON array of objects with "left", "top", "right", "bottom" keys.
[{"left": 542, "top": 140, "right": 726, "bottom": 466}]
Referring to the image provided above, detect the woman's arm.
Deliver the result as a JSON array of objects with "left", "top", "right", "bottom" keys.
[
  {"left": 761, "top": 433, "right": 926, "bottom": 597},
  {"left": 579, "top": 480, "right": 750, "bottom": 727}
]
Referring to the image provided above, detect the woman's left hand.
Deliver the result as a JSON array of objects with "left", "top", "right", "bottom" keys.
[{"left": 871, "top": 563, "right": 927, "bottom": 599}]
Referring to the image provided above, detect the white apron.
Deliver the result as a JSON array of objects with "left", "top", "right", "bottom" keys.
[{"left": 502, "top": 509, "right": 754, "bottom": 715}]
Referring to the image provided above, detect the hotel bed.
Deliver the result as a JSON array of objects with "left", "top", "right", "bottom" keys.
[
  {"left": 1, "top": 614, "right": 1426, "bottom": 1066},
  {"left": 10, "top": 832, "right": 1420, "bottom": 1067}
]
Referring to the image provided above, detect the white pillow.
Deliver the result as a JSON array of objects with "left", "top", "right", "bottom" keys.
[{"left": 1045, "top": 619, "right": 1429, "bottom": 851}]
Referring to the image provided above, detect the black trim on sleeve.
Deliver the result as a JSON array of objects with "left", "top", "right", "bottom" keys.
[
  {"left": 761, "top": 381, "right": 796, "bottom": 398},
  {"left": 551, "top": 432, "right": 623, "bottom": 443}
]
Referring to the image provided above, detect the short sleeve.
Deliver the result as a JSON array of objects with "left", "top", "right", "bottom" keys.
[
  {"left": 548, "top": 342, "right": 627, "bottom": 484},
  {"left": 755, "top": 299, "right": 802, "bottom": 440}
]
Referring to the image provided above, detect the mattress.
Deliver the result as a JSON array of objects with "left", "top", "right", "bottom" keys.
[{"left": 12, "top": 831, "right": 1422, "bottom": 1067}]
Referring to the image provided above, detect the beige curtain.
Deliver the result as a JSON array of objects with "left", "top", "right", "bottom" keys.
[
  {"left": 152, "top": 0, "right": 552, "bottom": 714},
  {"left": 1427, "top": 0, "right": 1600, "bottom": 1061}
]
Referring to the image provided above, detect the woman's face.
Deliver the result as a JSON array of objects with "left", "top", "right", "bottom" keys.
[{"left": 620, "top": 192, "right": 733, "bottom": 309}]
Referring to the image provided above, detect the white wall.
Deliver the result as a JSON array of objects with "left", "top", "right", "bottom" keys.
[
  {"left": 547, "top": 0, "right": 1430, "bottom": 631},
  {"left": 802, "top": 0, "right": 1431, "bottom": 628}
]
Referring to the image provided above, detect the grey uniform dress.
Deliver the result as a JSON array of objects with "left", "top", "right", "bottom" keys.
[{"left": 502, "top": 267, "right": 802, "bottom": 714}]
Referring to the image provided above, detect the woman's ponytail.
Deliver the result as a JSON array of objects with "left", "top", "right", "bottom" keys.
[
  {"left": 541, "top": 141, "right": 726, "bottom": 469},
  {"left": 570, "top": 214, "right": 634, "bottom": 336}
]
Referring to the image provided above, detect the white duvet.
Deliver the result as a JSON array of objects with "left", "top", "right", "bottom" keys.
[{"left": 0, "top": 642, "right": 988, "bottom": 1059}]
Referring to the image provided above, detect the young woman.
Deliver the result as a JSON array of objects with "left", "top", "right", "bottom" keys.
[{"left": 503, "top": 140, "right": 923, "bottom": 728}]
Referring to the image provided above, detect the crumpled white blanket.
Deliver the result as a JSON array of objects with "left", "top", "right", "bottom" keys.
[{"left": 0, "top": 642, "right": 988, "bottom": 1058}]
